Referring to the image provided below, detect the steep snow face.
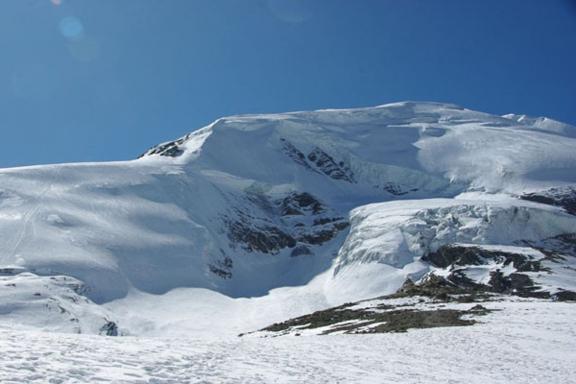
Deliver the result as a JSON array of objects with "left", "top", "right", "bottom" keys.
[
  {"left": 328, "top": 197, "right": 576, "bottom": 303},
  {"left": 0, "top": 102, "right": 575, "bottom": 326}
]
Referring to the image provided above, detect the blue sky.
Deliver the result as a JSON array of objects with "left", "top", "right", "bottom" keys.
[{"left": 1, "top": 0, "right": 575, "bottom": 167}]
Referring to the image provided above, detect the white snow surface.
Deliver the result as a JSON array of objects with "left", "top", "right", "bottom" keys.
[
  {"left": 0, "top": 102, "right": 575, "bottom": 337},
  {"left": 0, "top": 272, "right": 115, "bottom": 335},
  {"left": 0, "top": 300, "right": 575, "bottom": 383}
]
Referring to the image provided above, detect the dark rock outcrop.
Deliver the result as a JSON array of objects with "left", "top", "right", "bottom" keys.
[
  {"left": 223, "top": 191, "right": 348, "bottom": 259},
  {"left": 280, "top": 138, "right": 355, "bottom": 183},
  {"left": 99, "top": 321, "right": 119, "bottom": 336},
  {"left": 290, "top": 245, "right": 313, "bottom": 257},
  {"left": 280, "top": 138, "right": 312, "bottom": 170},
  {"left": 381, "top": 182, "right": 418, "bottom": 196},
  {"left": 279, "top": 192, "right": 324, "bottom": 216},
  {"left": 521, "top": 186, "right": 576, "bottom": 215},
  {"left": 226, "top": 220, "right": 297, "bottom": 254},
  {"left": 307, "top": 148, "right": 355, "bottom": 183},
  {"left": 209, "top": 257, "right": 233, "bottom": 279},
  {"left": 423, "top": 245, "right": 546, "bottom": 272},
  {"left": 421, "top": 243, "right": 576, "bottom": 300},
  {"left": 254, "top": 297, "right": 492, "bottom": 336},
  {"left": 139, "top": 136, "right": 189, "bottom": 158}
]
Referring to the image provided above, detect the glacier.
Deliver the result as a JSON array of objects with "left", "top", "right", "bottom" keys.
[{"left": 0, "top": 101, "right": 575, "bottom": 336}]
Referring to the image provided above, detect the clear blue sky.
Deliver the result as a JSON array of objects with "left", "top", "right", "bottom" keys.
[{"left": 1, "top": 0, "right": 575, "bottom": 167}]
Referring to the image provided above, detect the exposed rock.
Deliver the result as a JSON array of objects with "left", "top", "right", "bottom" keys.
[
  {"left": 290, "top": 245, "right": 313, "bottom": 257},
  {"left": 486, "top": 270, "right": 543, "bottom": 296},
  {"left": 423, "top": 245, "right": 545, "bottom": 272},
  {"left": 209, "top": 257, "right": 233, "bottom": 279},
  {"left": 382, "top": 182, "right": 418, "bottom": 196},
  {"left": 415, "top": 241, "right": 576, "bottom": 300},
  {"left": 312, "top": 217, "right": 345, "bottom": 226},
  {"left": 297, "top": 225, "right": 349, "bottom": 246},
  {"left": 99, "top": 321, "right": 119, "bottom": 336},
  {"left": 307, "top": 148, "right": 355, "bottom": 183},
  {"left": 224, "top": 190, "right": 348, "bottom": 260},
  {"left": 280, "top": 138, "right": 313, "bottom": 170},
  {"left": 280, "top": 138, "right": 355, "bottom": 183},
  {"left": 552, "top": 290, "right": 576, "bottom": 301},
  {"left": 139, "top": 136, "right": 188, "bottom": 158},
  {"left": 423, "top": 246, "right": 485, "bottom": 269},
  {"left": 391, "top": 274, "right": 474, "bottom": 301},
  {"left": 255, "top": 298, "right": 492, "bottom": 336},
  {"left": 279, "top": 192, "right": 324, "bottom": 216},
  {"left": 521, "top": 186, "right": 576, "bottom": 215},
  {"left": 226, "top": 220, "right": 296, "bottom": 254}
]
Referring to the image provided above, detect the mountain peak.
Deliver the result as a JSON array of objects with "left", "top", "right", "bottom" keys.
[{"left": 1, "top": 102, "right": 575, "bottom": 336}]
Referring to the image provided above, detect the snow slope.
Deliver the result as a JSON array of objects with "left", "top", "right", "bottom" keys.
[
  {"left": 0, "top": 101, "right": 575, "bottom": 335},
  {"left": 1, "top": 300, "right": 575, "bottom": 383}
]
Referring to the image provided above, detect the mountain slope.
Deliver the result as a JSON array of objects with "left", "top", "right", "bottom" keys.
[
  {"left": 327, "top": 196, "right": 576, "bottom": 303},
  {"left": 0, "top": 101, "right": 575, "bottom": 335}
]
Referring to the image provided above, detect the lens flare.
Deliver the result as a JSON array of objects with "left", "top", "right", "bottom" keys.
[{"left": 59, "top": 17, "right": 84, "bottom": 41}]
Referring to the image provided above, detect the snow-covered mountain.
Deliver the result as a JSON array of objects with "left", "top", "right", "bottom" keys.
[{"left": 0, "top": 101, "right": 575, "bottom": 335}]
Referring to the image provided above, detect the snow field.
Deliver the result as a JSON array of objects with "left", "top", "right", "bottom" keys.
[{"left": 0, "top": 300, "right": 574, "bottom": 384}]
